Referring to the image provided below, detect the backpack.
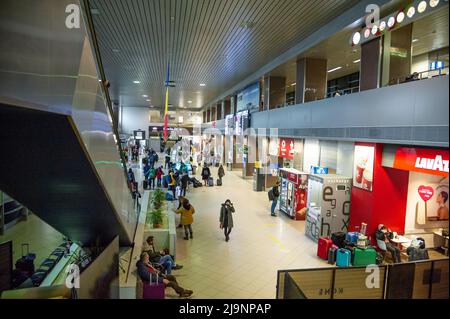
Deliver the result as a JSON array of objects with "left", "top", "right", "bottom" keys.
[{"left": 268, "top": 189, "right": 274, "bottom": 201}]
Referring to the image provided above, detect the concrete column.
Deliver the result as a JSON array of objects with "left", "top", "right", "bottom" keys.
[
  {"left": 211, "top": 106, "right": 216, "bottom": 121},
  {"left": 360, "top": 37, "right": 382, "bottom": 91},
  {"left": 295, "top": 58, "right": 327, "bottom": 103},
  {"left": 224, "top": 99, "right": 231, "bottom": 116},
  {"left": 230, "top": 96, "right": 235, "bottom": 114},
  {"left": 206, "top": 107, "right": 211, "bottom": 123},
  {"left": 220, "top": 101, "right": 225, "bottom": 119}
]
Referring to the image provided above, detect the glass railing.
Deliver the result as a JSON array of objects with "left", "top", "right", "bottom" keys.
[{"left": 277, "top": 258, "right": 449, "bottom": 299}]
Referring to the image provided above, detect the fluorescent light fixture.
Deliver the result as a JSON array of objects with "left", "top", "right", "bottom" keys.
[
  {"left": 188, "top": 100, "right": 192, "bottom": 103},
  {"left": 379, "top": 21, "right": 386, "bottom": 31},
  {"left": 353, "top": 59, "right": 361, "bottom": 63},
  {"left": 418, "top": 1, "right": 427, "bottom": 13},
  {"left": 146, "top": 99, "right": 151, "bottom": 102},
  {"left": 327, "top": 66, "right": 342, "bottom": 73},
  {"left": 199, "top": 83, "right": 206, "bottom": 87},
  {"left": 430, "top": 0, "right": 439, "bottom": 8},
  {"left": 142, "top": 94, "right": 148, "bottom": 98},
  {"left": 352, "top": 32, "right": 361, "bottom": 45},
  {"left": 407, "top": 6, "right": 416, "bottom": 18},
  {"left": 371, "top": 25, "right": 378, "bottom": 35},
  {"left": 397, "top": 11, "right": 405, "bottom": 23},
  {"left": 133, "top": 80, "right": 140, "bottom": 84},
  {"left": 387, "top": 16, "right": 396, "bottom": 28},
  {"left": 291, "top": 83, "right": 296, "bottom": 86},
  {"left": 412, "top": 38, "right": 419, "bottom": 43},
  {"left": 112, "top": 49, "right": 120, "bottom": 53},
  {"left": 364, "top": 28, "right": 371, "bottom": 38}
]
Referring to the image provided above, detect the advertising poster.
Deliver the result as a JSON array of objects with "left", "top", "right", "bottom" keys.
[
  {"left": 406, "top": 172, "right": 449, "bottom": 230},
  {"left": 353, "top": 145, "right": 375, "bottom": 191}
]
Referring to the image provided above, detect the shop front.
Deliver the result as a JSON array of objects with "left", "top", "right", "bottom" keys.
[
  {"left": 349, "top": 143, "right": 449, "bottom": 252},
  {"left": 278, "top": 168, "right": 308, "bottom": 220}
]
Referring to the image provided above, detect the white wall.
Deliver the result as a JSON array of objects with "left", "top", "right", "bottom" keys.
[
  {"left": 120, "top": 107, "right": 150, "bottom": 136},
  {"left": 303, "top": 139, "right": 320, "bottom": 172},
  {"left": 412, "top": 53, "right": 429, "bottom": 74},
  {"left": 336, "top": 141, "right": 355, "bottom": 177}
]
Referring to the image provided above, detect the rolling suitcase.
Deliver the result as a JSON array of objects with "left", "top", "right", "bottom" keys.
[
  {"left": 317, "top": 237, "right": 333, "bottom": 260},
  {"left": 216, "top": 178, "right": 222, "bottom": 186},
  {"left": 15, "top": 244, "right": 36, "bottom": 276},
  {"left": 353, "top": 247, "right": 377, "bottom": 267},
  {"left": 143, "top": 273, "right": 165, "bottom": 299},
  {"left": 208, "top": 177, "right": 214, "bottom": 187},
  {"left": 331, "top": 232, "right": 346, "bottom": 248},
  {"left": 143, "top": 180, "right": 148, "bottom": 190},
  {"left": 328, "top": 244, "right": 338, "bottom": 264},
  {"left": 336, "top": 248, "right": 351, "bottom": 267}
]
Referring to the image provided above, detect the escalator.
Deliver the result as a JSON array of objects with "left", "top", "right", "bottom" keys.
[{"left": 0, "top": 0, "right": 136, "bottom": 246}]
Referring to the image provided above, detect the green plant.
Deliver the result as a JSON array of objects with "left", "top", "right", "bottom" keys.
[
  {"left": 152, "top": 188, "right": 165, "bottom": 209},
  {"left": 149, "top": 208, "right": 164, "bottom": 228}
]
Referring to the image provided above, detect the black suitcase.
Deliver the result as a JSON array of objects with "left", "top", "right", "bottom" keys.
[
  {"left": 143, "top": 180, "right": 148, "bottom": 189},
  {"left": 15, "top": 244, "right": 36, "bottom": 276},
  {"left": 216, "top": 179, "right": 222, "bottom": 186},
  {"left": 331, "top": 232, "right": 346, "bottom": 248},
  {"left": 328, "top": 246, "right": 338, "bottom": 264}
]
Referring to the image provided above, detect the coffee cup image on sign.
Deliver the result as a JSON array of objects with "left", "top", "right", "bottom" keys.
[
  {"left": 362, "top": 169, "right": 373, "bottom": 191},
  {"left": 355, "top": 160, "right": 366, "bottom": 184}
]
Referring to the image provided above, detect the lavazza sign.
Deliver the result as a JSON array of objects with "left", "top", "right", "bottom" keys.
[{"left": 415, "top": 155, "right": 449, "bottom": 173}]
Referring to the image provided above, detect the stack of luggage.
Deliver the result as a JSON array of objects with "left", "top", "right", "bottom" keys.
[{"left": 189, "top": 177, "right": 203, "bottom": 188}]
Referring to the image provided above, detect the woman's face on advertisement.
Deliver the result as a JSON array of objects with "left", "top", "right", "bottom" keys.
[{"left": 437, "top": 193, "right": 443, "bottom": 204}]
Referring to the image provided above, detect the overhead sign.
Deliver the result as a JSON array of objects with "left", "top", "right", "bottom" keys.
[
  {"left": 393, "top": 147, "right": 449, "bottom": 177},
  {"left": 279, "top": 138, "right": 294, "bottom": 160}
]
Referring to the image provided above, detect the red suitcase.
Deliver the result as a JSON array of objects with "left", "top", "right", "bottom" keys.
[{"left": 317, "top": 237, "right": 333, "bottom": 260}]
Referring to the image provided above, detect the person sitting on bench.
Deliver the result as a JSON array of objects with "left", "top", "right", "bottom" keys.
[
  {"left": 376, "top": 224, "right": 402, "bottom": 263},
  {"left": 137, "top": 252, "right": 192, "bottom": 298},
  {"left": 142, "top": 236, "right": 182, "bottom": 274}
]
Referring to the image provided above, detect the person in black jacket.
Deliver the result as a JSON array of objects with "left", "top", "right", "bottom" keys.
[
  {"left": 180, "top": 172, "right": 189, "bottom": 197},
  {"left": 270, "top": 181, "right": 280, "bottom": 217},
  {"left": 201, "top": 163, "right": 211, "bottom": 186},
  {"left": 220, "top": 200, "right": 235, "bottom": 242}
]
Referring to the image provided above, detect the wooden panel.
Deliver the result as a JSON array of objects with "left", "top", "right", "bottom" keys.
[
  {"left": 334, "top": 267, "right": 386, "bottom": 299},
  {"left": 360, "top": 38, "right": 381, "bottom": 91},
  {"left": 430, "top": 260, "right": 449, "bottom": 299},
  {"left": 412, "top": 261, "right": 432, "bottom": 299},
  {"left": 386, "top": 263, "right": 415, "bottom": 299},
  {"left": 288, "top": 269, "right": 334, "bottom": 299}
]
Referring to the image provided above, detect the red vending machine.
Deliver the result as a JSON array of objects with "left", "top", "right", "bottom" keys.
[{"left": 279, "top": 168, "right": 308, "bottom": 220}]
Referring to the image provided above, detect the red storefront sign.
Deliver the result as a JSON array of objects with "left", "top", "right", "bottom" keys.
[
  {"left": 393, "top": 147, "right": 449, "bottom": 177},
  {"left": 287, "top": 172, "right": 298, "bottom": 184},
  {"left": 279, "top": 138, "right": 294, "bottom": 160}
]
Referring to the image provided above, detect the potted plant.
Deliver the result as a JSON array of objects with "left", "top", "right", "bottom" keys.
[
  {"left": 150, "top": 208, "right": 164, "bottom": 229},
  {"left": 152, "top": 188, "right": 165, "bottom": 209}
]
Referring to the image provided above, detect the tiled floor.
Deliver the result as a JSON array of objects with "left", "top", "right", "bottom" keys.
[{"left": 159, "top": 165, "right": 329, "bottom": 299}]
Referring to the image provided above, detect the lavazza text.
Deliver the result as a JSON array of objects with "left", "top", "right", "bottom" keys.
[{"left": 179, "top": 303, "right": 272, "bottom": 316}]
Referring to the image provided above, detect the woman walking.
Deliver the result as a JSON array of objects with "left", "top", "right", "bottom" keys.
[
  {"left": 174, "top": 199, "right": 195, "bottom": 240},
  {"left": 219, "top": 199, "right": 235, "bottom": 242}
]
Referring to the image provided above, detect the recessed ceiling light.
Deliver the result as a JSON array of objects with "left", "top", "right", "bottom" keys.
[
  {"left": 327, "top": 66, "right": 342, "bottom": 73},
  {"left": 379, "top": 21, "right": 386, "bottom": 31},
  {"left": 412, "top": 38, "right": 419, "bottom": 43},
  {"left": 407, "top": 6, "right": 415, "bottom": 18},
  {"left": 146, "top": 99, "right": 151, "bottom": 102},
  {"left": 397, "top": 11, "right": 405, "bottom": 23},
  {"left": 364, "top": 28, "right": 371, "bottom": 38},
  {"left": 188, "top": 100, "right": 192, "bottom": 103},
  {"left": 133, "top": 80, "right": 140, "bottom": 84},
  {"left": 418, "top": 1, "right": 427, "bottom": 13},
  {"left": 142, "top": 95, "right": 148, "bottom": 98},
  {"left": 112, "top": 49, "right": 120, "bottom": 53},
  {"left": 387, "top": 16, "right": 396, "bottom": 28},
  {"left": 353, "top": 59, "right": 361, "bottom": 63},
  {"left": 352, "top": 32, "right": 361, "bottom": 45},
  {"left": 291, "top": 83, "right": 296, "bottom": 86},
  {"left": 199, "top": 83, "right": 206, "bottom": 87},
  {"left": 371, "top": 25, "right": 378, "bottom": 35},
  {"left": 430, "top": 0, "right": 439, "bottom": 8}
]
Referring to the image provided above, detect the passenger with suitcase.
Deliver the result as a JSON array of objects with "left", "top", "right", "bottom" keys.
[
  {"left": 137, "top": 252, "right": 193, "bottom": 298},
  {"left": 217, "top": 164, "right": 225, "bottom": 186},
  {"left": 201, "top": 164, "right": 211, "bottom": 186}
]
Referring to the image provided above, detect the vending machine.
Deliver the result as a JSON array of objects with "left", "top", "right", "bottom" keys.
[
  {"left": 305, "top": 174, "right": 352, "bottom": 242},
  {"left": 279, "top": 168, "right": 308, "bottom": 220}
]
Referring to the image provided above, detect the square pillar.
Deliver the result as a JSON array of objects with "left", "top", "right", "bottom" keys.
[
  {"left": 295, "top": 58, "right": 327, "bottom": 103},
  {"left": 360, "top": 37, "right": 382, "bottom": 91}
]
